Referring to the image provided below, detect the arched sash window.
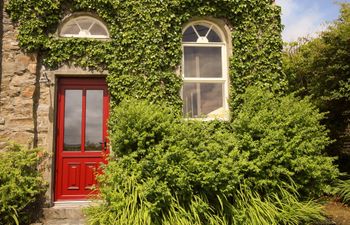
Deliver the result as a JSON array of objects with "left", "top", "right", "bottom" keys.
[
  {"left": 182, "top": 21, "right": 229, "bottom": 119},
  {"left": 59, "top": 16, "right": 109, "bottom": 39}
]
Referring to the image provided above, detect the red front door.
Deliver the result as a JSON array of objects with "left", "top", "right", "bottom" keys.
[{"left": 55, "top": 78, "right": 109, "bottom": 201}]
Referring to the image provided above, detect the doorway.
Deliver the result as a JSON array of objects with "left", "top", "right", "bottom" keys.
[{"left": 55, "top": 78, "right": 109, "bottom": 201}]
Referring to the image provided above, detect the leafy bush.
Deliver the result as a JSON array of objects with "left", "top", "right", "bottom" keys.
[
  {"left": 87, "top": 91, "right": 338, "bottom": 224},
  {"left": 0, "top": 143, "right": 46, "bottom": 225},
  {"left": 282, "top": 3, "right": 350, "bottom": 171},
  {"left": 334, "top": 179, "right": 350, "bottom": 204},
  {"left": 104, "top": 99, "right": 248, "bottom": 215},
  {"left": 230, "top": 86, "right": 339, "bottom": 196}
]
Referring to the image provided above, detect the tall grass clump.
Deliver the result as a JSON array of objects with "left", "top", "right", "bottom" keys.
[
  {"left": 334, "top": 179, "right": 350, "bottom": 204},
  {"left": 0, "top": 143, "right": 46, "bottom": 225},
  {"left": 87, "top": 87, "right": 338, "bottom": 224}
]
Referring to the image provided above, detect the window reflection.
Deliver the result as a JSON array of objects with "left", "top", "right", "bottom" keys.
[
  {"left": 183, "top": 83, "right": 223, "bottom": 117},
  {"left": 85, "top": 90, "right": 103, "bottom": 151},
  {"left": 182, "top": 21, "right": 228, "bottom": 119},
  {"left": 184, "top": 47, "right": 222, "bottom": 78},
  {"left": 64, "top": 90, "right": 82, "bottom": 151}
]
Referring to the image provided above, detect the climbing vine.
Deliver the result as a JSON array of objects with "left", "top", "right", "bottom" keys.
[{"left": 6, "top": 0, "right": 285, "bottom": 113}]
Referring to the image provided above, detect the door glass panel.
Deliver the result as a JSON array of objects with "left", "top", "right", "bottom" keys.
[
  {"left": 182, "top": 83, "right": 223, "bottom": 117},
  {"left": 85, "top": 90, "right": 103, "bottom": 151},
  {"left": 184, "top": 47, "right": 222, "bottom": 78},
  {"left": 64, "top": 90, "right": 82, "bottom": 151}
]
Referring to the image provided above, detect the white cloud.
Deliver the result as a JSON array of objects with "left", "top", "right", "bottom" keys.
[
  {"left": 276, "top": 0, "right": 329, "bottom": 42},
  {"left": 276, "top": 0, "right": 297, "bottom": 19}
]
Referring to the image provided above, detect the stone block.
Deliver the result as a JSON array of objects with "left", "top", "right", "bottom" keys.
[
  {"left": 2, "top": 52, "right": 15, "bottom": 62},
  {"left": 2, "top": 24, "right": 14, "bottom": 33},
  {"left": 10, "top": 75, "right": 34, "bottom": 87},
  {"left": 43, "top": 207, "right": 86, "bottom": 220},
  {"left": 3, "top": 42, "right": 20, "bottom": 51},
  {"left": 9, "top": 132, "right": 33, "bottom": 146},
  {"left": 8, "top": 87, "right": 21, "bottom": 97},
  {"left": 3, "top": 62, "right": 17, "bottom": 74},
  {"left": 28, "top": 63, "right": 37, "bottom": 74},
  {"left": 8, "top": 117, "right": 33, "bottom": 127},
  {"left": 22, "top": 86, "right": 36, "bottom": 98},
  {"left": 38, "top": 104, "right": 50, "bottom": 111},
  {"left": 0, "top": 118, "right": 5, "bottom": 125},
  {"left": 12, "top": 99, "right": 33, "bottom": 112},
  {"left": 15, "top": 54, "right": 32, "bottom": 66}
]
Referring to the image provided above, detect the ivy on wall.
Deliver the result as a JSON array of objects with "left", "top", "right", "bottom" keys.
[{"left": 6, "top": 0, "right": 285, "bottom": 114}]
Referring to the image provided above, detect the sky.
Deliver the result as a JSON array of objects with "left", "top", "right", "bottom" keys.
[{"left": 275, "top": 0, "right": 349, "bottom": 42}]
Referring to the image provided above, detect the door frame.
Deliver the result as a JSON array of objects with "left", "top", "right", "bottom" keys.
[{"left": 54, "top": 77, "right": 109, "bottom": 201}]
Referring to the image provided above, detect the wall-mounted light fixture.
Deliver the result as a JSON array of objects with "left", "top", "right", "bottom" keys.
[{"left": 39, "top": 72, "right": 52, "bottom": 86}]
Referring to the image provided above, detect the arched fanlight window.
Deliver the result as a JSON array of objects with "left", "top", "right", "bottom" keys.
[
  {"left": 59, "top": 16, "right": 109, "bottom": 39},
  {"left": 182, "top": 21, "right": 229, "bottom": 119}
]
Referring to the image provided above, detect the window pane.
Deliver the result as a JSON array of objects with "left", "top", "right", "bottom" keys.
[
  {"left": 207, "top": 29, "right": 222, "bottom": 42},
  {"left": 64, "top": 90, "right": 82, "bottom": 151},
  {"left": 183, "top": 26, "right": 197, "bottom": 42},
  {"left": 183, "top": 83, "right": 223, "bottom": 117},
  {"left": 85, "top": 90, "right": 104, "bottom": 151},
  {"left": 61, "top": 23, "right": 80, "bottom": 35},
  {"left": 90, "top": 24, "right": 108, "bottom": 36},
  {"left": 194, "top": 25, "right": 209, "bottom": 37},
  {"left": 184, "top": 47, "right": 222, "bottom": 78},
  {"left": 76, "top": 18, "right": 93, "bottom": 30},
  {"left": 60, "top": 17, "right": 109, "bottom": 38}
]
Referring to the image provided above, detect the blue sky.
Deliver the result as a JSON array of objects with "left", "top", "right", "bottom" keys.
[{"left": 275, "top": 0, "right": 349, "bottom": 42}]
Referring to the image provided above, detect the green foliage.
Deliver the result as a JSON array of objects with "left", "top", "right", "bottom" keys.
[
  {"left": 87, "top": 95, "right": 338, "bottom": 224},
  {"left": 106, "top": 98, "right": 248, "bottom": 217},
  {"left": 229, "top": 184, "right": 325, "bottom": 225},
  {"left": 87, "top": 177, "right": 325, "bottom": 225},
  {"left": 6, "top": 0, "right": 285, "bottom": 110},
  {"left": 108, "top": 98, "right": 180, "bottom": 157},
  {"left": 334, "top": 179, "right": 350, "bottom": 204},
  {"left": 283, "top": 3, "right": 350, "bottom": 102},
  {"left": 231, "top": 86, "right": 339, "bottom": 196},
  {"left": 0, "top": 143, "right": 46, "bottom": 225},
  {"left": 282, "top": 3, "right": 350, "bottom": 169}
]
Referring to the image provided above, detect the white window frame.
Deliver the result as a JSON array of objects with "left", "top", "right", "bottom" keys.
[
  {"left": 182, "top": 21, "right": 229, "bottom": 120},
  {"left": 59, "top": 16, "right": 109, "bottom": 39}
]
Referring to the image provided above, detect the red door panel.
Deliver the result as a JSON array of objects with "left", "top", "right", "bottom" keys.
[
  {"left": 66, "top": 162, "right": 80, "bottom": 190},
  {"left": 55, "top": 78, "right": 109, "bottom": 201},
  {"left": 83, "top": 161, "right": 101, "bottom": 190}
]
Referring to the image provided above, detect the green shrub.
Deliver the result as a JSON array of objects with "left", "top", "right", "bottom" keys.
[
  {"left": 104, "top": 99, "right": 249, "bottom": 215},
  {"left": 230, "top": 86, "right": 339, "bottom": 196},
  {"left": 88, "top": 91, "right": 338, "bottom": 224},
  {"left": 0, "top": 143, "right": 46, "bottom": 225}
]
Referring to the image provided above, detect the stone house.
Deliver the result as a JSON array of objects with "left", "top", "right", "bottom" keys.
[{"left": 0, "top": 0, "right": 288, "bottom": 207}]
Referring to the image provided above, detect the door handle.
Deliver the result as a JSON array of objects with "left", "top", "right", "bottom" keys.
[{"left": 103, "top": 139, "right": 108, "bottom": 151}]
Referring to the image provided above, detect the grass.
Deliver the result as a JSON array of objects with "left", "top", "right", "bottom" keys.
[
  {"left": 334, "top": 179, "right": 350, "bottom": 204},
  {"left": 86, "top": 180, "right": 325, "bottom": 225}
]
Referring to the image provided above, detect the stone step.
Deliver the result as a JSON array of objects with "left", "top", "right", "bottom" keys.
[
  {"left": 39, "top": 218, "right": 86, "bottom": 225},
  {"left": 43, "top": 207, "right": 85, "bottom": 220},
  {"left": 37, "top": 202, "right": 90, "bottom": 225}
]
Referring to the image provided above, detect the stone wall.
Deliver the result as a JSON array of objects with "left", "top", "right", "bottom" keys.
[
  {"left": 1, "top": 0, "right": 54, "bottom": 203},
  {"left": 0, "top": 1, "right": 52, "bottom": 150}
]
